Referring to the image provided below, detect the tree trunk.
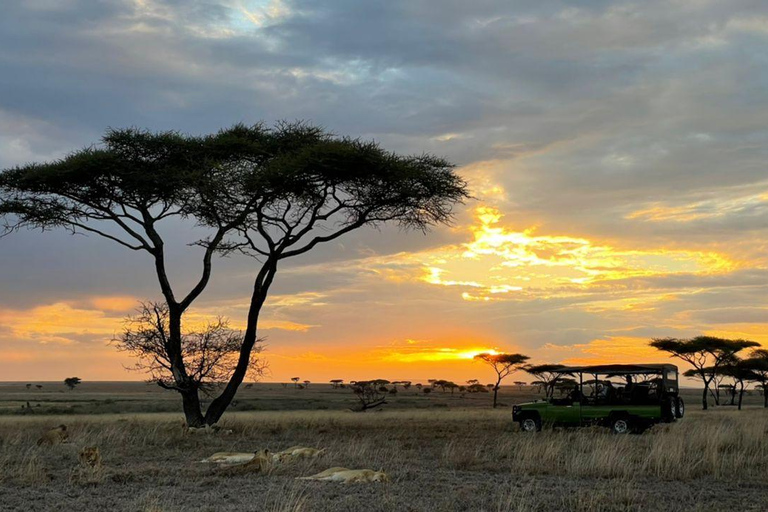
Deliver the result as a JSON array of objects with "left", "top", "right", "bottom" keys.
[
  {"left": 737, "top": 383, "right": 744, "bottom": 411},
  {"left": 166, "top": 305, "right": 206, "bottom": 426},
  {"left": 204, "top": 260, "right": 277, "bottom": 426},
  {"left": 492, "top": 377, "right": 501, "bottom": 408},
  {"left": 702, "top": 385, "right": 709, "bottom": 410},
  {"left": 181, "top": 389, "right": 205, "bottom": 427}
]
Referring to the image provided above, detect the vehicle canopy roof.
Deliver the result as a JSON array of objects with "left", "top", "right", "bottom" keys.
[{"left": 551, "top": 364, "right": 677, "bottom": 376}]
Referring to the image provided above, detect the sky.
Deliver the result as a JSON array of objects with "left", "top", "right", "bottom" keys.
[{"left": 1, "top": 0, "right": 767, "bottom": 385}]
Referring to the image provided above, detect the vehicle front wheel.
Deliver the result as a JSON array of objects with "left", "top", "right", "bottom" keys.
[
  {"left": 675, "top": 397, "right": 685, "bottom": 419},
  {"left": 610, "top": 417, "right": 631, "bottom": 434},
  {"left": 519, "top": 415, "right": 542, "bottom": 432}
]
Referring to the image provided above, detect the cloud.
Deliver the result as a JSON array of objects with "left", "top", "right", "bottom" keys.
[{"left": 2, "top": 0, "right": 768, "bottom": 382}]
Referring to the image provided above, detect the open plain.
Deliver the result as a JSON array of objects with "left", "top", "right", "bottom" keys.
[{"left": 0, "top": 383, "right": 766, "bottom": 511}]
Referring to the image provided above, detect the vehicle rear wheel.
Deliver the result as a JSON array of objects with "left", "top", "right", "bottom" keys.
[
  {"left": 662, "top": 397, "right": 677, "bottom": 422},
  {"left": 611, "top": 417, "right": 631, "bottom": 434},
  {"left": 519, "top": 415, "right": 542, "bottom": 432},
  {"left": 675, "top": 397, "right": 685, "bottom": 419}
]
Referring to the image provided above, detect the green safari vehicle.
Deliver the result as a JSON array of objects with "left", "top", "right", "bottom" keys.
[{"left": 512, "top": 364, "right": 684, "bottom": 434}]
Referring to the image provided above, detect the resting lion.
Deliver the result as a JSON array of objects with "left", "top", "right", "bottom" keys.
[
  {"left": 78, "top": 446, "right": 102, "bottom": 469},
  {"left": 297, "top": 467, "right": 389, "bottom": 483},
  {"left": 216, "top": 449, "right": 272, "bottom": 475},
  {"left": 37, "top": 424, "right": 68, "bottom": 446},
  {"left": 273, "top": 446, "right": 325, "bottom": 462},
  {"left": 200, "top": 452, "right": 259, "bottom": 465}
]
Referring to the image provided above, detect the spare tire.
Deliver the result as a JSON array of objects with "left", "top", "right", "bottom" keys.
[{"left": 675, "top": 397, "right": 685, "bottom": 419}]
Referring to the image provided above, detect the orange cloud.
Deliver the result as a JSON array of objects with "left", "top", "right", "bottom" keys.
[
  {"left": 411, "top": 206, "right": 737, "bottom": 301},
  {"left": 0, "top": 302, "right": 122, "bottom": 345}
]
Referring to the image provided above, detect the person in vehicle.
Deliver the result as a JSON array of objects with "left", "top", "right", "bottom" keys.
[
  {"left": 597, "top": 381, "right": 616, "bottom": 403},
  {"left": 567, "top": 385, "right": 582, "bottom": 403}
]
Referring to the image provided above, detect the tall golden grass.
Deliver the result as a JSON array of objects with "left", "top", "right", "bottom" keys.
[{"left": 0, "top": 408, "right": 766, "bottom": 511}]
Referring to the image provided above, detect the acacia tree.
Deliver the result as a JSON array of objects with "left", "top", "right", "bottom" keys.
[
  {"left": 64, "top": 377, "right": 81, "bottom": 390},
  {"left": 717, "top": 359, "right": 760, "bottom": 410},
  {"left": 349, "top": 380, "right": 387, "bottom": 411},
  {"left": 1, "top": 122, "right": 468, "bottom": 426},
  {"left": 474, "top": 353, "right": 530, "bottom": 408},
  {"left": 744, "top": 349, "right": 768, "bottom": 408},
  {"left": 650, "top": 336, "right": 759, "bottom": 410},
  {"left": 524, "top": 364, "right": 567, "bottom": 398}
]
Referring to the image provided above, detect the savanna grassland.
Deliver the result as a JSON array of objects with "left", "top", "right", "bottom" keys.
[{"left": 1, "top": 383, "right": 767, "bottom": 512}]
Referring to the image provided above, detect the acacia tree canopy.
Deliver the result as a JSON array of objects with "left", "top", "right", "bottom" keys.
[
  {"left": 0, "top": 122, "right": 468, "bottom": 426},
  {"left": 524, "top": 363, "right": 568, "bottom": 398},
  {"left": 474, "top": 352, "right": 530, "bottom": 408},
  {"left": 650, "top": 336, "right": 759, "bottom": 410}
]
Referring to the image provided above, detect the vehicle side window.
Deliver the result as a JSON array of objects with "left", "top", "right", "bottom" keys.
[{"left": 665, "top": 370, "right": 677, "bottom": 381}]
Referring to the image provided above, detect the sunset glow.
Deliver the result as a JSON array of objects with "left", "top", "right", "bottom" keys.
[{"left": 1, "top": 1, "right": 767, "bottom": 385}]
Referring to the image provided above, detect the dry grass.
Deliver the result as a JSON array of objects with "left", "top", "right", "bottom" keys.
[{"left": 0, "top": 407, "right": 766, "bottom": 511}]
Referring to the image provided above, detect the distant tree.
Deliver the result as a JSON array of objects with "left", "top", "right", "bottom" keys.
[
  {"left": 474, "top": 353, "right": 530, "bottom": 408},
  {"left": 433, "top": 379, "right": 449, "bottom": 392},
  {"left": 350, "top": 380, "right": 387, "bottom": 411},
  {"left": 486, "top": 383, "right": 494, "bottom": 390},
  {"left": 25, "top": 384, "right": 31, "bottom": 390},
  {"left": 1, "top": 122, "right": 467, "bottom": 427},
  {"left": 303, "top": 380, "right": 311, "bottom": 388},
  {"left": 291, "top": 377, "right": 301, "bottom": 388},
  {"left": 553, "top": 377, "right": 578, "bottom": 396},
  {"left": 371, "top": 379, "right": 391, "bottom": 389},
  {"left": 330, "top": 379, "right": 344, "bottom": 389},
  {"left": 650, "top": 336, "right": 759, "bottom": 410},
  {"left": 524, "top": 364, "right": 568, "bottom": 398},
  {"left": 415, "top": 383, "right": 423, "bottom": 389},
  {"left": 446, "top": 382, "right": 459, "bottom": 394},
  {"left": 64, "top": 377, "right": 81, "bottom": 391},
  {"left": 402, "top": 381, "right": 412, "bottom": 390},
  {"left": 467, "top": 383, "right": 489, "bottom": 393},
  {"left": 428, "top": 379, "right": 437, "bottom": 388},
  {"left": 466, "top": 379, "right": 479, "bottom": 386},
  {"left": 423, "top": 387, "right": 432, "bottom": 394},
  {"left": 743, "top": 349, "right": 768, "bottom": 408},
  {"left": 719, "top": 360, "right": 758, "bottom": 410},
  {"left": 116, "top": 302, "right": 266, "bottom": 394},
  {"left": 513, "top": 381, "right": 527, "bottom": 389}
]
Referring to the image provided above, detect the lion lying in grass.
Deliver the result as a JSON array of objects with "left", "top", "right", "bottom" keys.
[
  {"left": 297, "top": 467, "right": 389, "bottom": 483},
  {"left": 37, "top": 425, "right": 68, "bottom": 446},
  {"left": 200, "top": 452, "right": 259, "bottom": 464},
  {"left": 215, "top": 450, "right": 272, "bottom": 475},
  {"left": 201, "top": 446, "right": 325, "bottom": 465},
  {"left": 273, "top": 446, "right": 325, "bottom": 462}
]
